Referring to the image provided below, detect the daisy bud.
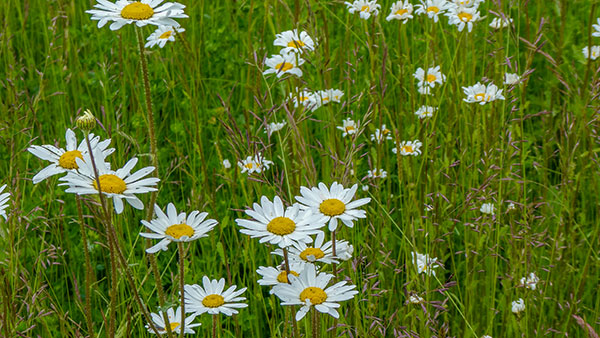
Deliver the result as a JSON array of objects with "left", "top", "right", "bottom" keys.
[{"left": 76, "top": 110, "right": 97, "bottom": 132}]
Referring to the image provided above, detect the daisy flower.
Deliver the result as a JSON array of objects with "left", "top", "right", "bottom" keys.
[
  {"left": 386, "top": 1, "right": 414, "bottom": 23},
  {"left": 263, "top": 53, "right": 304, "bottom": 78},
  {"left": 140, "top": 203, "right": 218, "bottom": 254},
  {"left": 264, "top": 121, "right": 286, "bottom": 137},
  {"left": 257, "top": 262, "right": 306, "bottom": 287},
  {"left": 367, "top": 168, "right": 387, "bottom": 179},
  {"left": 318, "top": 89, "right": 344, "bottom": 104},
  {"left": 446, "top": 5, "right": 480, "bottom": 32},
  {"left": 414, "top": 0, "right": 450, "bottom": 22},
  {"left": 295, "top": 182, "right": 371, "bottom": 232},
  {"left": 59, "top": 149, "right": 159, "bottom": 214},
  {"left": 235, "top": 196, "right": 327, "bottom": 248},
  {"left": 271, "top": 264, "right": 358, "bottom": 321},
  {"left": 411, "top": 251, "right": 440, "bottom": 276},
  {"left": 511, "top": 298, "right": 525, "bottom": 314},
  {"left": 520, "top": 272, "right": 539, "bottom": 290},
  {"left": 489, "top": 16, "right": 513, "bottom": 29},
  {"left": 222, "top": 159, "right": 231, "bottom": 169},
  {"left": 274, "top": 29, "right": 316, "bottom": 54},
  {"left": 370, "top": 124, "right": 393, "bottom": 143},
  {"left": 479, "top": 202, "right": 494, "bottom": 215},
  {"left": 184, "top": 277, "right": 248, "bottom": 316},
  {"left": 274, "top": 232, "right": 354, "bottom": 265},
  {"left": 146, "top": 306, "right": 200, "bottom": 335},
  {"left": 407, "top": 294, "right": 425, "bottom": 304},
  {"left": 86, "top": 0, "right": 188, "bottom": 31},
  {"left": 289, "top": 89, "right": 322, "bottom": 112},
  {"left": 593, "top": 18, "right": 600, "bottom": 37},
  {"left": 145, "top": 25, "right": 185, "bottom": 48},
  {"left": 414, "top": 66, "right": 445, "bottom": 90},
  {"left": 582, "top": 46, "right": 600, "bottom": 60},
  {"left": 237, "top": 153, "right": 273, "bottom": 174},
  {"left": 462, "top": 82, "right": 505, "bottom": 104},
  {"left": 415, "top": 105, "right": 436, "bottom": 119},
  {"left": 504, "top": 72, "right": 520, "bottom": 85},
  {"left": 392, "top": 140, "right": 423, "bottom": 156},
  {"left": 345, "top": 0, "right": 381, "bottom": 20},
  {"left": 451, "top": 0, "right": 484, "bottom": 6},
  {"left": 337, "top": 118, "right": 358, "bottom": 137},
  {"left": 0, "top": 185, "right": 9, "bottom": 220},
  {"left": 28, "top": 129, "right": 114, "bottom": 184}
]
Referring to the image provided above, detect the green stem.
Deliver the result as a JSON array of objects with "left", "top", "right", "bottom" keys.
[
  {"left": 178, "top": 242, "right": 185, "bottom": 338},
  {"left": 75, "top": 197, "right": 94, "bottom": 337}
]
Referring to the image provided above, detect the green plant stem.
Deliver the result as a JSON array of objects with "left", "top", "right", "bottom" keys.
[
  {"left": 75, "top": 196, "right": 94, "bottom": 337},
  {"left": 178, "top": 242, "right": 185, "bottom": 338}
]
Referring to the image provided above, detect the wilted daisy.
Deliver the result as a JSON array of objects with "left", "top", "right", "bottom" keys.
[
  {"left": 265, "top": 121, "right": 286, "bottom": 136},
  {"left": 520, "top": 272, "right": 539, "bottom": 290},
  {"left": 463, "top": 82, "right": 505, "bottom": 104},
  {"left": 28, "top": 129, "right": 114, "bottom": 184},
  {"left": 263, "top": 53, "right": 304, "bottom": 78},
  {"left": 235, "top": 196, "right": 326, "bottom": 248},
  {"left": 446, "top": 5, "right": 480, "bottom": 32},
  {"left": 146, "top": 306, "right": 199, "bottom": 335},
  {"left": 367, "top": 168, "right": 387, "bottom": 179},
  {"left": 337, "top": 118, "right": 358, "bottom": 137},
  {"left": 295, "top": 182, "right": 371, "bottom": 231},
  {"left": 86, "top": 0, "right": 188, "bottom": 31},
  {"left": 318, "top": 89, "right": 344, "bottom": 104},
  {"left": 411, "top": 251, "right": 440, "bottom": 276},
  {"left": 140, "top": 203, "right": 218, "bottom": 253},
  {"left": 238, "top": 153, "right": 273, "bottom": 174},
  {"left": 274, "top": 29, "right": 316, "bottom": 54},
  {"left": 479, "top": 202, "right": 495, "bottom": 215},
  {"left": 184, "top": 277, "right": 248, "bottom": 316},
  {"left": 271, "top": 264, "right": 358, "bottom": 321},
  {"left": 145, "top": 25, "right": 185, "bottom": 48},
  {"left": 582, "top": 46, "right": 600, "bottom": 60},
  {"left": 489, "top": 16, "right": 513, "bottom": 29},
  {"left": 386, "top": 1, "right": 414, "bottom": 22},
  {"left": 0, "top": 185, "right": 9, "bottom": 221},
  {"left": 414, "top": 0, "right": 450, "bottom": 22},
  {"left": 222, "top": 159, "right": 231, "bottom": 169},
  {"left": 345, "top": 0, "right": 381, "bottom": 20},
  {"left": 257, "top": 262, "right": 306, "bottom": 287},
  {"left": 59, "top": 150, "right": 159, "bottom": 214},
  {"left": 415, "top": 105, "right": 436, "bottom": 119},
  {"left": 274, "top": 232, "right": 354, "bottom": 265},
  {"left": 511, "top": 298, "right": 525, "bottom": 314},
  {"left": 414, "top": 66, "right": 446, "bottom": 89},
  {"left": 370, "top": 125, "right": 393, "bottom": 143},
  {"left": 593, "top": 18, "right": 600, "bottom": 37},
  {"left": 392, "top": 140, "right": 423, "bottom": 156},
  {"left": 504, "top": 72, "right": 521, "bottom": 85}
]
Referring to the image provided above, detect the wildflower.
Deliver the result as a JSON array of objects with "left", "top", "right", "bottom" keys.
[
  {"left": 489, "top": 16, "right": 513, "bottom": 29},
  {"left": 86, "top": 0, "right": 188, "bottom": 31},
  {"left": 415, "top": 105, "right": 436, "bottom": 119},
  {"left": 265, "top": 121, "right": 286, "bottom": 136},
  {"left": 76, "top": 110, "right": 97, "bottom": 131},
  {"left": 0, "top": 185, "right": 9, "bottom": 220},
  {"left": 462, "top": 82, "right": 505, "bottom": 104},
  {"left": 289, "top": 89, "right": 322, "bottom": 112},
  {"left": 295, "top": 182, "right": 371, "bottom": 231},
  {"left": 235, "top": 196, "right": 326, "bottom": 248},
  {"left": 411, "top": 251, "right": 440, "bottom": 276},
  {"left": 140, "top": 203, "right": 218, "bottom": 254},
  {"left": 451, "top": 0, "right": 484, "bottom": 7},
  {"left": 504, "top": 72, "right": 520, "bottom": 85},
  {"left": 257, "top": 262, "right": 306, "bottom": 287},
  {"left": 414, "top": 0, "right": 450, "bottom": 22},
  {"left": 593, "top": 18, "right": 600, "bottom": 37},
  {"left": 414, "top": 66, "right": 446, "bottom": 89},
  {"left": 274, "top": 232, "right": 354, "bottom": 265},
  {"left": 28, "top": 129, "right": 114, "bottom": 184},
  {"left": 222, "top": 159, "right": 231, "bottom": 169},
  {"left": 408, "top": 294, "right": 424, "bottom": 304},
  {"left": 337, "top": 118, "right": 358, "bottom": 137},
  {"left": 582, "top": 46, "right": 600, "bottom": 60},
  {"left": 59, "top": 149, "right": 159, "bottom": 214},
  {"left": 367, "top": 168, "right": 387, "bottom": 179},
  {"left": 271, "top": 264, "right": 358, "bottom": 320},
  {"left": 446, "top": 5, "right": 480, "bottom": 33},
  {"left": 370, "top": 125, "right": 393, "bottom": 143},
  {"left": 145, "top": 25, "right": 185, "bottom": 48},
  {"left": 263, "top": 53, "right": 304, "bottom": 78},
  {"left": 274, "top": 29, "right": 316, "bottom": 54},
  {"left": 511, "top": 298, "right": 525, "bottom": 314},
  {"left": 386, "top": 1, "right": 414, "bottom": 23},
  {"left": 520, "top": 272, "right": 539, "bottom": 290},
  {"left": 318, "top": 89, "right": 344, "bottom": 104},
  {"left": 345, "top": 1, "right": 381, "bottom": 20},
  {"left": 479, "top": 203, "right": 494, "bottom": 215},
  {"left": 392, "top": 140, "right": 423, "bottom": 156},
  {"left": 146, "top": 307, "right": 200, "bottom": 335},
  {"left": 238, "top": 153, "right": 273, "bottom": 174},
  {"left": 184, "top": 277, "right": 248, "bottom": 316}
]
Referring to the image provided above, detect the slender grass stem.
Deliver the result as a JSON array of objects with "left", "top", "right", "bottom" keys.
[
  {"left": 75, "top": 196, "right": 94, "bottom": 336},
  {"left": 178, "top": 242, "right": 185, "bottom": 338}
]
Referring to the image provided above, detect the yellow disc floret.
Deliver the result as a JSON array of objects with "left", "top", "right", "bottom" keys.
[
  {"left": 426, "top": 6, "right": 439, "bottom": 13},
  {"left": 202, "top": 294, "right": 225, "bottom": 308},
  {"left": 120, "top": 2, "right": 154, "bottom": 20},
  {"left": 395, "top": 9, "right": 408, "bottom": 16},
  {"left": 300, "top": 248, "right": 325, "bottom": 261},
  {"left": 267, "top": 217, "right": 296, "bottom": 236},
  {"left": 275, "top": 62, "right": 294, "bottom": 72},
  {"left": 93, "top": 174, "right": 127, "bottom": 194},
  {"left": 287, "top": 40, "right": 305, "bottom": 48},
  {"left": 277, "top": 270, "right": 299, "bottom": 283},
  {"left": 402, "top": 145, "right": 414, "bottom": 154},
  {"left": 319, "top": 199, "right": 346, "bottom": 216},
  {"left": 159, "top": 30, "right": 174, "bottom": 40},
  {"left": 299, "top": 287, "right": 327, "bottom": 305},
  {"left": 165, "top": 223, "right": 195, "bottom": 239},
  {"left": 458, "top": 12, "right": 473, "bottom": 22},
  {"left": 426, "top": 74, "right": 437, "bottom": 83},
  {"left": 58, "top": 150, "right": 83, "bottom": 169}
]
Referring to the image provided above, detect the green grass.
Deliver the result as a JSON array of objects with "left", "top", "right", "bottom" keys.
[{"left": 1, "top": 0, "right": 599, "bottom": 337}]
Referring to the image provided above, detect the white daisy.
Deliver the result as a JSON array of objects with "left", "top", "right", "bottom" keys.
[
  {"left": 337, "top": 118, "right": 358, "bottom": 137},
  {"left": 256, "top": 262, "right": 306, "bottom": 288},
  {"left": 593, "top": 18, "right": 600, "bottom": 37},
  {"left": 222, "top": 159, "right": 231, "bottom": 169},
  {"left": 264, "top": 121, "right": 286, "bottom": 136},
  {"left": 274, "top": 29, "right": 316, "bottom": 54},
  {"left": 386, "top": 1, "right": 414, "bottom": 22},
  {"left": 140, "top": 203, "right": 218, "bottom": 254},
  {"left": 479, "top": 202, "right": 494, "bottom": 215},
  {"left": 407, "top": 294, "right": 424, "bottom": 304},
  {"left": 0, "top": 185, "right": 9, "bottom": 221},
  {"left": 295, "top": 182, "right": 371, "bottom": 232},
  {"left": 146, "top": 306, "right": 200, "bottom": 335},
  {"left": 582, "top": 46, "right": 600, "bottom": 60},
  {"left": 520, "top": 272, "right": 539, "bottom": 290},
  {"left": 414, "top": 66, "right": 446, "bottom": 89},
  {"left": 318, "top": 88, "right": 344, "bottom": 105},
  {"left": 271, "top": 264, "right": 358, "bottom": 321},
  {"left": 414, "top": 0, "right": 450, "bottom": 22},
  {"left": 411, "top": 251, "right": 440, "bottom": 276},
  {"left": 504, "top": 72, "right": 520, "bottom": 85},
  {"left": 367, "top": 168, "right": 387, "bottom": 179},
  {"left": 511, "top": 298, "right": 525, "bottom": 314},
  {"left": 274, "top": 232, "right": 354, "bottom": 265},
  {"left": 462, "top": 82, "right": 505, "bottom": 104},
  {"left": 235, "top": 196, "right": 327, "bottom": 248},
  {"left": 263, "top": 53, "right": 304, "bottom": 78},
  {"left": 415, "top": 105, "right": 436, "bottom": 119},
  {"left": 345, "top": 0, "right": 381, "bottom": 20},
  {"left": 184, "top": 277, "right": 248, "bottom": 316},
  {"left": 28, "top": 129, "right": 114, "bottom": 184},
  {"left": 446, "top": 5, "right": 480, "bottom": 32},
  {"left": 289, "top": 89, "right": 322, "bottom": 112},
  {"left": 392, "top": 140, "right": 423, "bottom": 156},
  {"left": 370, "top": 124, "right": 393, "bottom": 143},
  {"left": 86, "top": 0, "right": 188, "bottom": 31},
  {"left": 59, "top": 149, "right": 159, "bottom": 214},
  {"left": 489, "top": 16, "right": 513, "bottom": 29},
  {"left": 145, "top": 25, "right": 185, "bottom": 48},
  {"left": 451, "top": 0, "right": 484, "bottom": 7},
  {"left": 237, "top": 153, "right": 273, "bottom": 174}
]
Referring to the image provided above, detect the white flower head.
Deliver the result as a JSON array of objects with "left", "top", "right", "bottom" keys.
[
  {"left": 86, "top": 0, "right": 188, "bottom": 31},
  {"left": 480, "top": 202, "right": 495, "bottom": 215},
  {"left": 222, "top": 159, "right": 231, "bottom": 169},
  {"left": 593, "top": 18, "right": 600, "bottom": 37},
  {"left": 446, "top": 5, "right": 480, "bottom": 32},
  {"left": 386, "top": 1, "right": 414, "bottom": 22},
  {"left": 415, "top": 105, "right": 436, "bottom": 119},
  {"left": 392, "top": 140, "right": 423, "bottom": 156},
  {"left": 462, "top": 82, "right": 505, "bottom": 104},
  {"left": 345, "top": 1, "right": 381, "bottom": 20},
  {"left": 370, "top": 124, "right": 393, "bottom": 143},
  {"left": 367, "top": 168, "right": 388, "bottom": 179},
  {"left": 274, "top": 29, "right": 316, "bottom": 54},
  {"left": 289, "top": 89, "right": 322, "bottom": 112},
  {"left": 238, "top": 153, "right": 273, "bottom": 174},
  {"left": 520, "top": 272, "right": 539, "bottom": 290},
  {"left": 414, "top": 66, "right": 446, "bottom": 89},
  {"left": 451, "top": 0, "right": 485, "bottom": 7},
  {"left": 274, "top": 232, "right": 354, "bottom": 265},
  {"left": 265, "top": 121, "right": 286, "bottom": 136},
  {"left": 318, "top": 89, "right": 344, "bottom": 105},
  {"left": 511, "top": 298, "right": 525, "bottom": 314},
  {"left": 146, "top": 306, "right": 200, "bottom": 335},
  {"left": 415, "top": 0, "right": 450, "bottom": 22},
  {"left": 257, "top": 262, "right": 306, "bottom": 288},
  {"left": 145, "top": 25, "right": 185, "bottom": 48},
  {"left": 489, "top": 16, "right": 513, "bottom": 29},
  {"left": 408, "top": 294, "right": 424, "bottom": 304},
  {"left": 583, "top": 46, "right": 600, "bottom": 60},
  {"left": 184, "top": 277, "right": 248, "bottom": 316},
  {"left": 263, "top": 53, "right": 305, "bottom": 78},
  {"left": 504, "top": 72, "right": 521, "bottom": 85},
  {"left": 0, "top": 185, "right": 10, "bottom": 221},
  {"left": 337, "top": 118, "right": 358, "bottom": 137},
  {"left": 411, "top": 251, "right": 440, "bottom": 276}
]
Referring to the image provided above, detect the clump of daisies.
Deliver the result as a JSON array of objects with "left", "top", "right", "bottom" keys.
[
  {"left": 386, "top": 1, "right": 414, "bottom": 23},
  {"left": 393, "top": 140, "right": 423, "bottom": 156},
  {"left": 288, "top": 88, "right": 345, "bottom": 112},
  {"left": 415, "top": 0, "right": 450, "bottom": 22},
  {"left": 86, "top": 0, "right": 188, "bottom": 31},
  {"left": 264, "top": 29, "right": 316, "bottom": 78},
  {"left": 238, "top": 153, "right": 273, "bottom": 175},
  {"left": 445, "top": 3, "right": 481, "bottom": 32},
  {"left": 371, "top": 125, "right": 393, "bottom": 143},
  {"left": 463, "top": 82, "right": 505, "bottom": 104},
  {"left": 345, "top": 1, "right": 381, "bottom": 20}
]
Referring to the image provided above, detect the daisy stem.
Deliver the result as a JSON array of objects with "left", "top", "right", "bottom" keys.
[
  {"left": 212, "top": 315, "right": 217, "bottom": 338},
  {"left": 75, "top": 196, "right": 94, "bottom": 337},
  {"left": 282, "top": 247, "right": 291, "bottom": 277},
  {"left": 312, "top": 309, "right": 320, "bottom": 338},
  {"left": 178, "top": 242, "right": 185, "bottom": 338},
  {"left": 330, "top": 230, "right": 337, "bottom": 338}
]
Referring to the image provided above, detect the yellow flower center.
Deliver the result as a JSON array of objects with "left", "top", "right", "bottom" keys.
[
  {"left": 319, "top": 198, "right": 346, "bottom": 216},
  {"left": 402, "top": 145, "right": 414, "bottom": 153},
  {"left": 93, "top": 174, "right": 127, "bottom": 194},
  {"left": 299, "top": 287, "right": 327, "bottom": 305},
  {"left": 382, "top": 129, "right": 391, "bottom": 135},
  {"left": 275, "top": 62, "right": 294, "bottom": 72},
  {"left": 58, "top": 150, "right": 83, "bottom": 169},
  {"left": 165, "top": 223, "right": 195, "bottom": 239},
  {"left": 395, "top": 9, "right": 408, "bottom": 16},
  {"left": 245, "top": 162, "right": 255, "bottom": 169},
  {"left": 300, "top": 247, "right": 325, "bottom": 261},
  {"left": 345, "top": 126, "right": 355, "bottom": 133},
  {"left": 360, "top": 5, "right": 370, "bottom": 12},
  {"left": 426, "top": 6, "right": 439, "bottom": 13},
  {"left": 120, "top": 2, "right": 155, "bottom": 20},
  {"left": 202, "top": 294, "right": 225, "bottom": 308},
  {"left": 287, "top": 40, "right": 305, "bottom": 48},
  {"left": 474, "top": 93, "right": 487, "bottom": 102},
  {"left": 426, "top": 74, "right": 437, "bottom": 83},
  {"left": 276, "top": 270, "right": 299, "bottom": 283},
  {"left": 458, "top": 12, "right": 473, "bottom": 22},
  {"left": 168, "top": 322, "right": 180, "bottom": 331},
  {"left": 159, "top": 30, "right": 174, "bottom": 40},
  {"left": 266, "top": 217, "right": 296, "bottom": 236}
]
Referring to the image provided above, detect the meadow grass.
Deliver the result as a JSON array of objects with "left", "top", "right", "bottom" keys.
[{"left": 1, "top": 0, "right": 599, "bottom": 337}]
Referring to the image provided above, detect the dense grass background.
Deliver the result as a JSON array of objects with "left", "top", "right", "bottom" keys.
[{"left": 1, "top": 0, "right": 599, "bottom": 336}]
